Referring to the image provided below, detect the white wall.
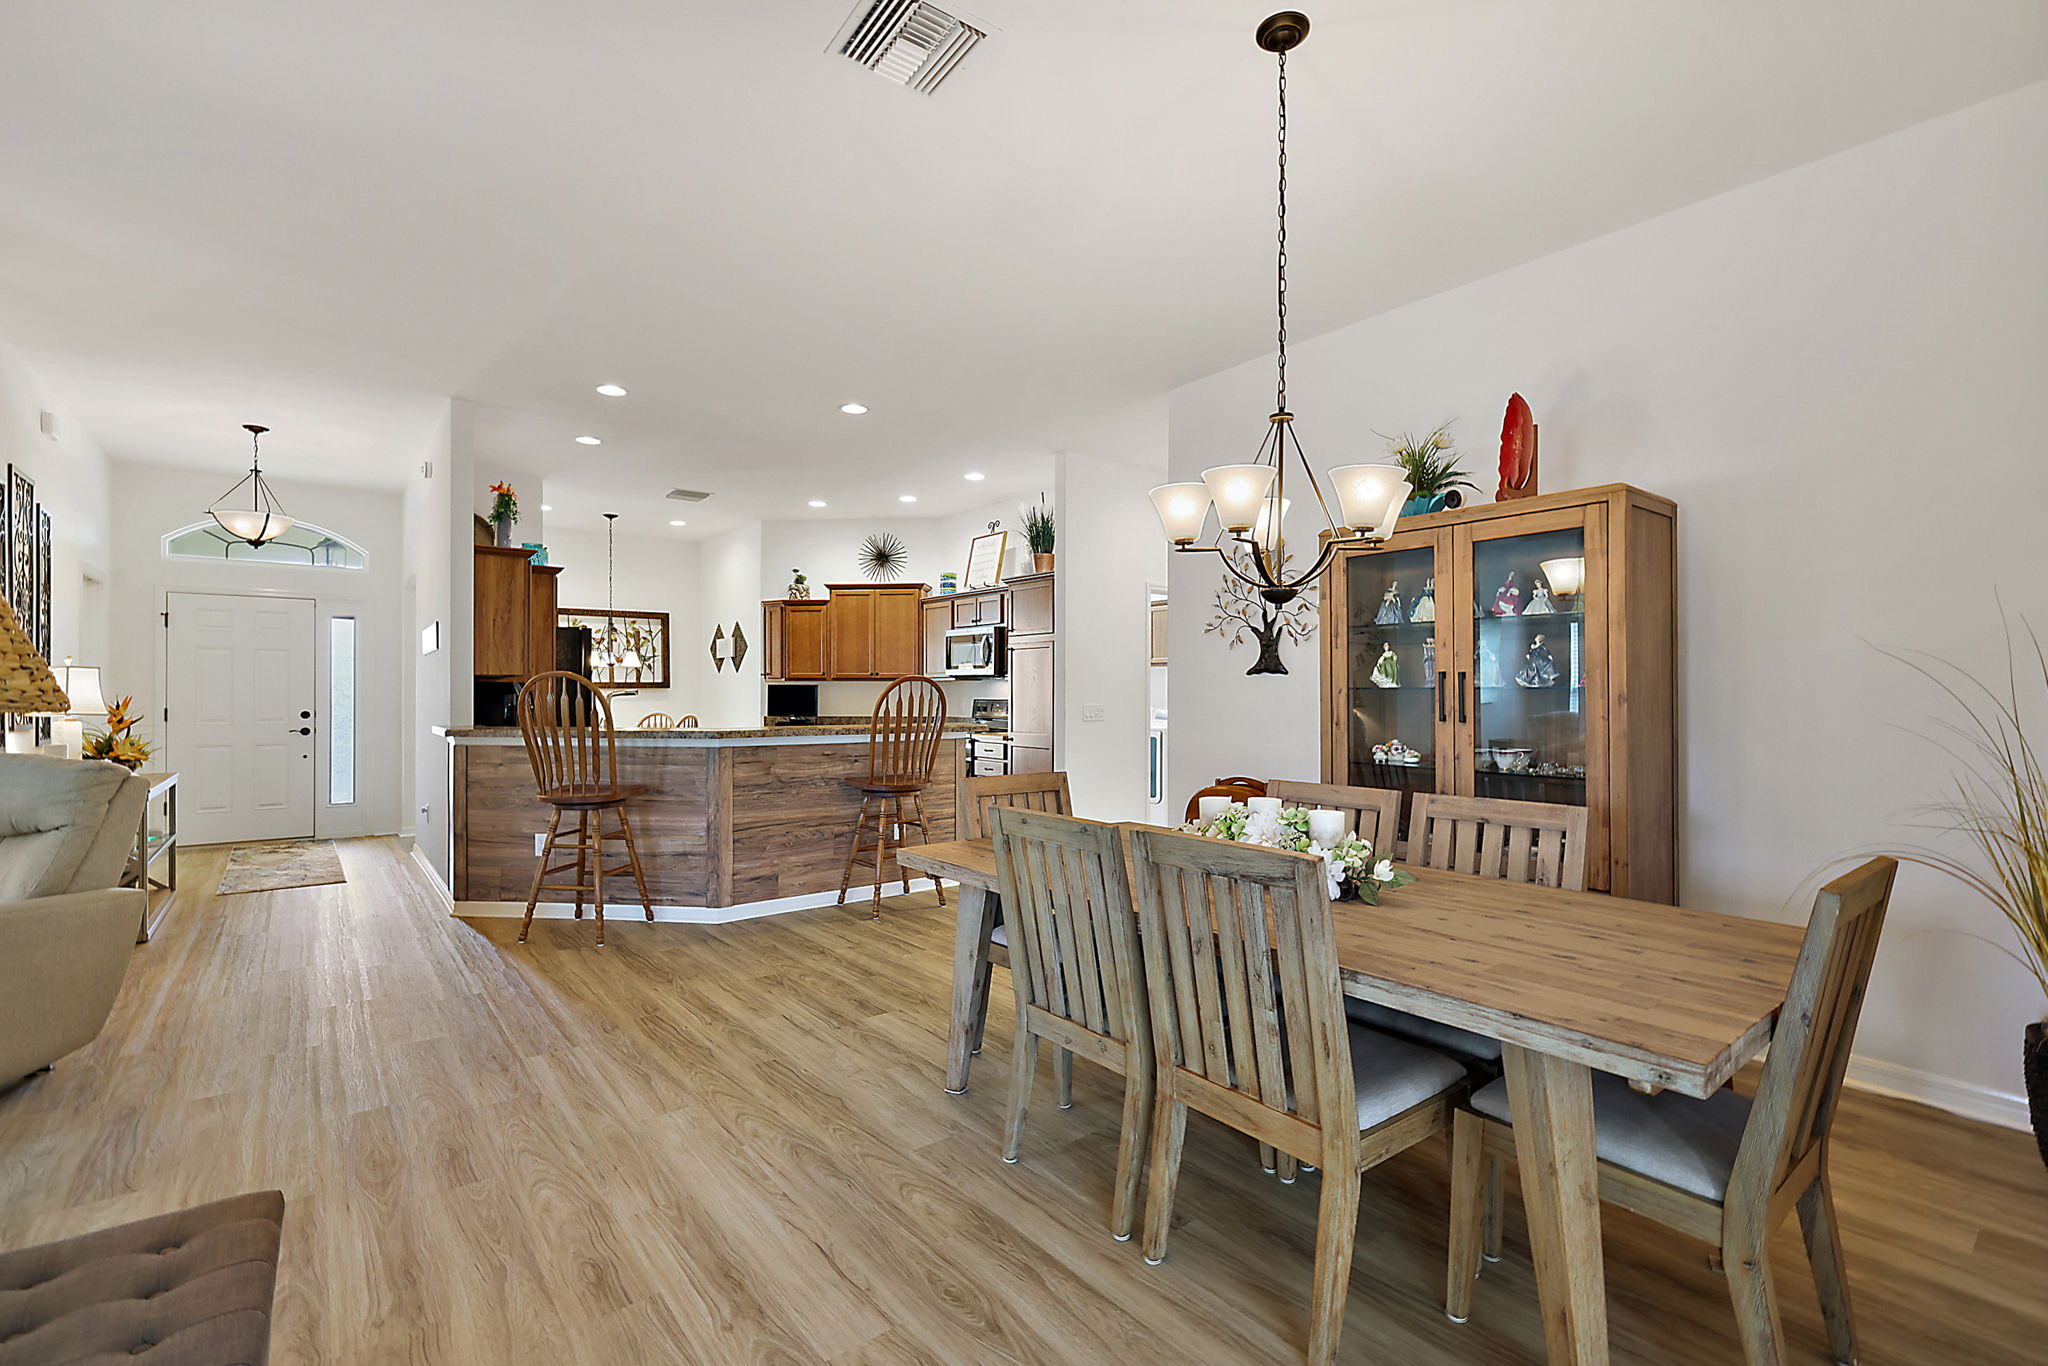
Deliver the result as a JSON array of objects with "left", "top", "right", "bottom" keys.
[
  {"left": 107, "top": 462, "right": 407, "bottom": 839},
  {"left": 547, "top": 525, "right": 702, "bottom": 727},
  {"left": 1167, "top": 82, "right": 2048, "bottom": 1124},
  {"left": 697, "top": 522, "right": 763, "bottom": 727},
  {"left": 0, "top": 327, "right": 113, "bottom": 675},
  {"left": 404, "top": 404, "right": 466, "bottom": 883},
  {"left": 1055, "top": 452, "right": 1167, "bottom": 821}
]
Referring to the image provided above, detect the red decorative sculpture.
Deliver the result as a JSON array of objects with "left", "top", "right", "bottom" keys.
[{"left": 1498, "top": 392, "right": 1539, "bottom": 501}]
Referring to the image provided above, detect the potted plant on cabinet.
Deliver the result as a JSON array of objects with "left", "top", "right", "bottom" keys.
[
  {"left": 1022, "top": 501, "right": 1055, "bottom": 573},
  {"left": 1385, "top": 423, "right": 1477, "bottom": 517},
  {"left": 1887, "top": 628, "right": 2048, "bottom": 1167},
  {"left": 487, "top": 481, "right": 519, "bottom": 547}
]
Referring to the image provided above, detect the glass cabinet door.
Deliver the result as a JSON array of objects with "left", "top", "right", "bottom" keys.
[
  {"left": 1342, "top": 535, "right": 1448, "bottom": 839},
  {"left": 1463, "top": 520, "right": 1592, "bottom": 807}
]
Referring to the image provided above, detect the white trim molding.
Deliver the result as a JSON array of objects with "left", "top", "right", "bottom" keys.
[
  {"left": 454, "top": 880, "right": 951, "bottom": 928},
  {"left": 1845, "top": 1055, "right": 2030, "bottom": 1133}
]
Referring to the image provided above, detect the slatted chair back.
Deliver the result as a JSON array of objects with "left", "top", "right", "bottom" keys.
[
  {"left": 678, "top": 715, "right": 699, "bottom": 728},
  {"left": 989, "top": 808, "right": 1150, "bottom": 1069},
  {"left": 638, "top": 711, "right": 678, "bottom": 729},
  {"left": 1730, "top": 857, "right": 1897, "bottom": 1206},
  {"left": 1264, "top": 780, "right": 1403, "bottom": 857},
  {"left": 964, "top": 771, "right": 1072, "bottom": 839},
  {"left": 1181, "top": 776, "right": 1268, "bottom": 823},
  {"left": 1407, "top": 794, "right": 1587, "bottom": 890},
  {"left": 1129, "top": 827, "right": 1357, "bottom": 1166},
  {"left": 863, "top": 676, "right": 948, "bottom": 786},
  {"left": 516, "top": 671, "right": 621, "bottom": 799}
]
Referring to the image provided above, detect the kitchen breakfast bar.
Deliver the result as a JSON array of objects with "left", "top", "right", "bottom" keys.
[{"left": 441, "top": 723, "right": 972, "bottom": 917}]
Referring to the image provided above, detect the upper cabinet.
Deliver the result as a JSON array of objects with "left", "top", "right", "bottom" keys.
[
  {"left": 475, "top": 546, "right": 542, "bottom": 679},
  {"left": 762, "top": 584, "right": 926, "bottom": 681},
  {"left": 1320, "top": 485, "right": 1676, "bottom": 903},
  {"left": 1006, "top": 573, "right": 1054, "bottom": 635},
  {"left": 1148, "top": 600, "right": 1168, "bottom": 666}
]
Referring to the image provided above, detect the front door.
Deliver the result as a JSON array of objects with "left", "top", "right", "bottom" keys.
[{"left": 166, "top": 592, "right": 318, "bottom": 845}]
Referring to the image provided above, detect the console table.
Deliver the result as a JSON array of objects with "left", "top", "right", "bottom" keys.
[{"left": 124, "top": 770, "right": 179, "bottom": 942}]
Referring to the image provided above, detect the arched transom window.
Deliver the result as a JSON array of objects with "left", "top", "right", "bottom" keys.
[{"left": 162, "top": 520, "right": 366, "bottom": 569}]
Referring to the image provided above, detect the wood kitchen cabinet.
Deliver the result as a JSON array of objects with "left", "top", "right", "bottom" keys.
[
  {"left": 475, "top": 545, "right": 540, "bottom": 679},
  {"left": 951, "top": 590, "right": 1005, "bottom": 627},
  {"left": 1148, "top": 600, "right": 1168, "bottom": 665},
  {"left": 761, "top": 600, "right": 829, "bottom": 681},
  {"left": 920, "top": 599, "right": 953, "bottom": 675},
  {"left": 1006, "top": 573, "right": 1054, "bottom": 635},
  {"left": 1320, "top": 483, "right": 1676, "bottom": 902},
  {"left": 529, "top": 564, "right": 561, "bottom": 678},
  {"left": 1007, "top": 634, "right": 1055, "bottom": 767}
]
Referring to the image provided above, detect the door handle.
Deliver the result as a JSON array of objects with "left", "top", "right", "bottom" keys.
[
  {"left": 1436, "top": 671, "right": 1447, "bottom": 723},
  {"left": 293, "top": 726, "right": 312, "bottom": 736},
  {"left": 1457, "top": 672, "right": 1468, "bottom": 725}
]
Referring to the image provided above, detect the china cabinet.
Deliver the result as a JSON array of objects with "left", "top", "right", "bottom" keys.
[{"left": 1319, "top": 484, "right": 1676, "bottom": 902}]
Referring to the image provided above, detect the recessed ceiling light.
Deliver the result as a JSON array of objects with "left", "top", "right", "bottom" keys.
[
  {"left": 964, "top": 471, "right": 985, "bottom": 481},
  {"left": 595, "top": 384, "right": 627, "bottom": 397},
  {"left": 668, "top": 519, "right": 687, "bottom": 527},
  {"left": 898, "top": 494, "right": 917, "bottom": 503},
  {"left": 840, "top": 403, "right": 868, "bottom": 415},
  {"left": 807, "top": 499, "right": 828, "bottom": 508},
  {"left": 575, "top": 435, "right": 601, "bottom": 445},
  {"left": 540, "top": 504, "right": 554, "bottom": 512}
]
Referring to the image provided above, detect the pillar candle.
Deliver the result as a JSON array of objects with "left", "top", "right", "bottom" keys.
[
  {"left": 1306, "top": 808, "right": 1348, "bottom": 848},
  {"left": 1195, "top": 795, "right": 1233, "bottom": 824}
]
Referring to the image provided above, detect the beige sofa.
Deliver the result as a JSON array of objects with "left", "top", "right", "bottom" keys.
[{"left": 0, "top": 754, "right": 149, "bottom": 1084}]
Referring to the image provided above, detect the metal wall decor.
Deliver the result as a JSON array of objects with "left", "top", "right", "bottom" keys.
[
  {"left": 729, "top": 622, "right": 748, "bottom": 671},
  {"left": 858, "top": 532, "right": 909, "bottom": 580},
  {"left": 708, "top": 624, "right": 727, "bottom": 672},
  {"left": 2, "top": 467, "right": 49, "bottom": 739},
  {"left": 561, "top": 607, "right": 671, "bottom": 688}
]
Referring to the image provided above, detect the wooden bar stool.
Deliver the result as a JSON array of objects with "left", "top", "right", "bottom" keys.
[
  {"left": 836, "top": 675, "right": 949, "bottom": 919},
  {"left": 515, "top": 670, "right": 655, "bottom": 947}
]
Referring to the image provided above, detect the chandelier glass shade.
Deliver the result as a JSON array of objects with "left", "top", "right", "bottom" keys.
[
  {"left": 208, "top": 424, "right": 296, "bottom": 547},
  {"left": 1149, "top": 12, "right": 1409, "bottom": 599}
]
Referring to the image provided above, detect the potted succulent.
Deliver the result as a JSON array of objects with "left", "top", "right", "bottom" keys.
[
  {"left": 1022, "top": 500, "right": 1056, "bottom": 573},
  {"left": 1385, "top": 423, "right": 1477, "bottom": 517},
  {"left": 1887, "top": 627, "right": 2048, "bottom": 1168}
]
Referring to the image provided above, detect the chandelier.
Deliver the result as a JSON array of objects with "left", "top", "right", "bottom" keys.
[
  {"left": 208, "top": 424, "right": 296, "bottom": 547},
  {"left": 590, "top": 512, "right": 643, "bottom": 676},
  {"left": 1150, "top": 12, "right": 1410, "bottom": 602}
]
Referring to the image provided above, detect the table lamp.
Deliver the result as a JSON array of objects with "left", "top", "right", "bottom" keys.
[
  {"left": 0, "top": 596, "right": 69, "bottom": 753},
  {"left": 52, "top": 658, "right": 109, "bottom": 759}
]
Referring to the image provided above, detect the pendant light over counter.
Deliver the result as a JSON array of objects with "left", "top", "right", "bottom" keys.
[
  {"left": 592, "top": 513, "right": 643, "bottom": 677},
  {"left": 208, "top": 424, "right": 296, "bottom": 547},
  {"left": 1150, "top": 12, "right": 1411, "bottom": 606}
]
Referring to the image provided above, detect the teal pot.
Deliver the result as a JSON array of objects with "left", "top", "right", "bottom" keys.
[{"left": 1402, "top": 490, "right": 1464, "bottom": 518}]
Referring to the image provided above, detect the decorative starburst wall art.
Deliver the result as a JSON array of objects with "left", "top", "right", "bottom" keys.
[{"left": 858, "top": 532, "right": 910, "bottom": 580}]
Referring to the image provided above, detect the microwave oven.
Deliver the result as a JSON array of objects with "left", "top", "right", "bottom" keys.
[{"left": 943, "top": 623, "right": 1007, "bottom": 678}]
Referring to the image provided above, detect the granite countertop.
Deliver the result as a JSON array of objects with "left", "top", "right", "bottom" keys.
[{"left": 439, "top": 721, "right": 988, "bottom": 741}]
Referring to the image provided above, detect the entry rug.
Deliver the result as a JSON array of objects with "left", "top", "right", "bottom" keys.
[{"left": 217, "top": 840, "right": 348, "bottom": 895}]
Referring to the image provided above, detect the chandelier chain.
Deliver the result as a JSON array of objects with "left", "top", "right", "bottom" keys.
[{"left": 1275, "top": 48, "right": 1288, "bottom": 413}]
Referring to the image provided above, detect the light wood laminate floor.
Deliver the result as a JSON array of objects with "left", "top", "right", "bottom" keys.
[{"left": 2, "top": 837, "right": 2042, "bottom": 1364}]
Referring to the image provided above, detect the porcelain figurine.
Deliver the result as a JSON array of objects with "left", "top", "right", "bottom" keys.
[
  {"left": 1421, "top": 636, "right": 1436, "bottom": 681},
  {"left": 1479, "top": 642, "right": 1504, "bottom": 689},
  {"left": 1490, "top": 571, "right": 1522, "bottom": 616},
  {"left": 1524, "top": 580, "right": 1558, "bottom": 615},
  {"left": 1515, "top": 633, "right": 1560, "bottom": 688},
  {"left": 1410, "top": 577, "right": 1436, "bottom": 622},
  {"left": 1375, "top": 583, "right": 1405, "bottom": 625},
  {"left": 1369, "top": 643, "right": 1400, "bottom": 688}
]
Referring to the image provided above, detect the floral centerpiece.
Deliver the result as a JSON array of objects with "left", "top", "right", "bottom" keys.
[
  {"left": 1181, "top": 803, "right": 1416, "bottom": 904},
  {"left": 82, "top": 696, "right": 154, "bottom": 771}
]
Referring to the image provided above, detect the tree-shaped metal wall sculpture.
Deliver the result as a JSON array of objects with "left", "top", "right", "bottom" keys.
[{"left": 1207, "top": 547, "right": 1317, "bottom": 676}]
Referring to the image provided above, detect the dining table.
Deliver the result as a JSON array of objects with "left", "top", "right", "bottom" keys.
[{"left": 895, "top": 830, "right": 1807, "bottom": 1366}]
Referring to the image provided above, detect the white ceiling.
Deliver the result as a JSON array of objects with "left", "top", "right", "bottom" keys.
[{"left": 2, "top": 1, "right": 2043, "bottom": 533}]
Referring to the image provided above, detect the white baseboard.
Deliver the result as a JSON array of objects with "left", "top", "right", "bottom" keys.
[
  {"left": 453, "top": 879, "right": 948, "bottom": 927},
  {"left": 408, "top": 843, "right": 453, "bottom": 908},
  {"left": 1844, "top": 1055, "right": 2030, "bottom": 1133}
]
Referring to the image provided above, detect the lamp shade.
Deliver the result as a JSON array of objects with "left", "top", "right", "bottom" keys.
[
  {"left": 0, "top": 597, "right": 69, "bottom": 713},
  {"left": 211, "top": 507, "right": 296, "bottom": 546},
  {"left": 1201, "top": 464, "right": 1277, "bottom": 533},
  {"left": 1253, "top": 497, "right": 1292, "bottom": 546},
  {"left": 1148, "top": 483, "right": 1211, "bottom": 544},
  {"left": 1540, "top": 557, "right": 1586, "bottom": 597},
  {"left": 1326, "top": 464, "right": 1410, "bottom": 537},
  {"left": 54, "top": 662, "right": 108, "bottom": 717}
]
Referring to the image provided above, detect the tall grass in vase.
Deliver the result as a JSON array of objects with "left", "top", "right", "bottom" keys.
[{"left": 1886, "top": 623, "right": 2048, "bottom": 1166}]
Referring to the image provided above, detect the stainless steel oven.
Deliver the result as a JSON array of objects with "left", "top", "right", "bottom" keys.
[{"left": 943, "top": 623, "right": 1007, "bottom": 678}]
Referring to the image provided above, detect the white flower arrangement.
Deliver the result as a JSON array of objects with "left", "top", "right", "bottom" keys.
[{"left": 1178, "top": 804, "right": 1417, "bottom": 904}]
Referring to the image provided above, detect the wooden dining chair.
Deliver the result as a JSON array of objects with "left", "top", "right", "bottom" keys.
[
  {"left": 637, "top": 711, "right": 678, "bottom": 729},
  {"left": 1264, "top": 779, "right": 1402, "bottom": 855},
  {"left": 1129, "top": 828, "right": 1467, "bottom": 1366},
  {"left": 989, "top": 807, "right": 1154, "bottom": 1240},
  {"left": 1445, "top": 857, "right": 1899, "bottom": 1366},
  {"left": 1182, "top": 775, "right": 1268, "bottom": 822},
  {"left": 514, "top": 671, "right": 656, "bottom": 947},
  {"left": 1407, "top": 793, "right": 1588, "bottom": 890},
  {"left": 961, "top": 772, "right": 1074, "bottom": 1054},
  {"left": 836, "top": 675, "right": 949, "bottom": 917},
  {"left": 677, "top": 714, "right": 699, "bottom": 728}
]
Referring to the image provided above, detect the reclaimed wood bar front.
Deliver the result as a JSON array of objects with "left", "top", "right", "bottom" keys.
[{"left": 442, "top": 725, "right": 970, "bottom": 914}]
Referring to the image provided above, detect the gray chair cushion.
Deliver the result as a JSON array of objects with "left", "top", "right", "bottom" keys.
[
  {"left": 989, "top": 922, "right": 1007, "bottom": 948},
  {"left": 1346, "top": 996, "right": 1503, "bottom": 1063},
  {"left": 1470, "top": 1072, "right": 1754, "bottom": 1201},
  {"left": 1348, "top": 1023, "right": 1466, "bottom": 1130},
  {"left": 0, "top": 1189, "right": 284, "bottom": 1366},
  {"left": 0, "top": 756, "right": 140, "bottom": 901}
]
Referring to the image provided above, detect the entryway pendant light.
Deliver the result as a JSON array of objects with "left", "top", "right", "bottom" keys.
[
  {"left": 208, "top": 424, "right": 296, "bottom": 547},
  {"left": 1149, "top": 13, "right": 1411, "bottom": 609},
  {"left": 597, "top": 513, "right": 643, "bottom": 675}
]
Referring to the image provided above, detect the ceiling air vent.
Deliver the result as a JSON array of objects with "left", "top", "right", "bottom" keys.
[
  {"left": 834, "top": 0, "right": 986, "bottom": 95},
  {"left": 666, "top": 488, "right": 713, "bottom": 503}
]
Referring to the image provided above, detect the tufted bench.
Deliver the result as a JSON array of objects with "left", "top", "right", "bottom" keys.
[{"left": 0, "top": 1191, "right": 283, "bottom": 1365}]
